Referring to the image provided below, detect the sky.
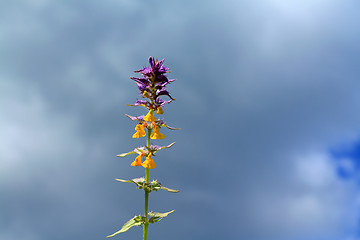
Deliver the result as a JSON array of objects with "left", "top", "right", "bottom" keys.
[{"left": 1, "top": 0, "right": 360, "bottom": 240}]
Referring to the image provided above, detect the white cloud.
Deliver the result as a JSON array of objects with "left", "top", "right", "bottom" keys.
[
  {"left": 291, "top": 153, "right": 358, "bottom": 234},
  {"left": 0, "top": 78, "right": 84, "bottom": 182},
  {"left": 295, "top": 153, "right": 335, "bottom": 188},
  {"left": 231, "top": 151, "right": 360, "bottom": 240}
]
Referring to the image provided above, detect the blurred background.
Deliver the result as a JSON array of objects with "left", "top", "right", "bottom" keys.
[{"left": 1, "top": 0, "right": 360, "bottom": 240}]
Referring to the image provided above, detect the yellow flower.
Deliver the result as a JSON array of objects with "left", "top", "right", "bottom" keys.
[
  {"left": 143, "top": 110, "right": 157, "bottom": 122},
  {"left": 156, "top": 107, "right": 164, "bottom": 115},
  {"left": 131, "top": 153, "right": 144, "bottom": 166},
  {"left": 150, "top": 125, "right": 165, "bottom": 139},
  {"left": 142, "top": 153, "right": 156, "bottom": 169},
  {"left": 132, "top": 122, "right": 147, "bottom": 138}
]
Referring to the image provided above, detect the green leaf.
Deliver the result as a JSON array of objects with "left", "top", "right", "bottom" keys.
[
  {"left": 160, "top": 186, "right": 180, "bottom": 193},
  {"left": 115, "top": 179, "right": 134, "bottom": 183},
  {"left": 158, "top": 142, "right": 176, "bottom": 151},
  {"left": 124, "top": 114, "right": 142, "bottom": 122},
  {"left": 148, "top": 210, "right": 175, "bottom": 223},
  {"left": 115, "top": 178, "right": 145, "bottom": 188},
  {"left": 107, "top": 216, "right": 143, "bottom": 238},
  {"left": 149, "top": 210, "right": 175, "bottom": 218},
  {"left": 116, "top": 151, "right": 135, "bottom": 157},
  {"left": 161, "top": 123, "right": 181, "bottom": 130}
]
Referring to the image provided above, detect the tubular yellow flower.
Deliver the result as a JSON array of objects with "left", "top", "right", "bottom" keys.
[
  {"left": 156, "top": 107, "right": 164, "bottom": 115},
  {"left": 143, "top": 110, "right": 157, "bottom": 122},
  {"left": 132, "top": 122, "right": 147, "bottom": 138},
  {"left": 131, "top": 153, "right": 144, "bottom": 166},
  {"left": 150, "top": 125, "right": 165, "bottom": 139},
  {"left": 142, "top": 153, "right": 156, "bottom": 169}
]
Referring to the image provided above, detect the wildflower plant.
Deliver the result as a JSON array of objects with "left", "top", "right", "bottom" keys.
[{"left": 107, "top": 57, "right": 179, "bottom": 240}]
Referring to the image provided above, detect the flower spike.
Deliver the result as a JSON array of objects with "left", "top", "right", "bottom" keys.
[{"left": 110, "top": 57, "right": 179, "bottom": 239}]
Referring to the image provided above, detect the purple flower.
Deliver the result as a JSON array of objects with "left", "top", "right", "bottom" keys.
[
  {"left": 155, "top": 97, "right": 173, "bottom": 107},
  {"left": 135, "top": 58, "right": 170, "bottom": 78},
  {"left": 130, "top": 77, "right": 150, "bottom": 94},
  {"left": 130, "top": 57, "right": 175, "bottom": 112},
  {"left": 156, "top": 90, "right": 174, "bottom": 100},
  {"left": 134, "top": 99, "right": 149, "bottom": 107}
]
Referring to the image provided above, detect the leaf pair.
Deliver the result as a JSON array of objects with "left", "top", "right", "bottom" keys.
[
  {"left": 107, "top": 210, "right": 175, "bottom": 238},
  {"left": 115, "top": 178, "right": 180, "bottom": 193}
]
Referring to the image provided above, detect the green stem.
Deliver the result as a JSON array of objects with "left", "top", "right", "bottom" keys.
[{"left": 143, "top": 129, "right": 152, "bottom": 240}]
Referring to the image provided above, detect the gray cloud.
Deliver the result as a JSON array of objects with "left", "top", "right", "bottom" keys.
[{"left": 1, "top": 0, "right": 360, "bottom": 240}]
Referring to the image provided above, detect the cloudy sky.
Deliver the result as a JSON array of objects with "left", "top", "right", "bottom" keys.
[{"left": 1, "top": 0, "right": 360, "bottom": 240}]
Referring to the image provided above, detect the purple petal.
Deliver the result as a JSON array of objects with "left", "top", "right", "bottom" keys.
[
  {"left": 155, "top": 97, "right": 173, "bottom": 106},
  {"left": 157, "top": 90, "right": 174, "bottom": 100},
  {"left": 154, "top": 74, "right": 169, "bottom": 84},
  {"left": 137, "top": 83, "right": 149, "bottom": 93},
  {"left": 134, "top": 99, "right": 148, "bottom": 106},
  {"left": 150, "top": 145, "right": 161, "bottom": 151},
  {"left": 148, "top": 56, "right": 155, "bottom": 68},
  {"left": 131, "top": 77, "right": 149, "bottom": 85},
  {"left": 125, "top": 114, "right": 145, "bottom": 122}
]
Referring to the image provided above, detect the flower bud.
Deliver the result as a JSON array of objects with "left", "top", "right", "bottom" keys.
[
  {"left": 143, "top": 90, "right": 150, "bottom": 98},
  {"left": 156, "top": 107, "right": 164, "bottom": 115}
]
